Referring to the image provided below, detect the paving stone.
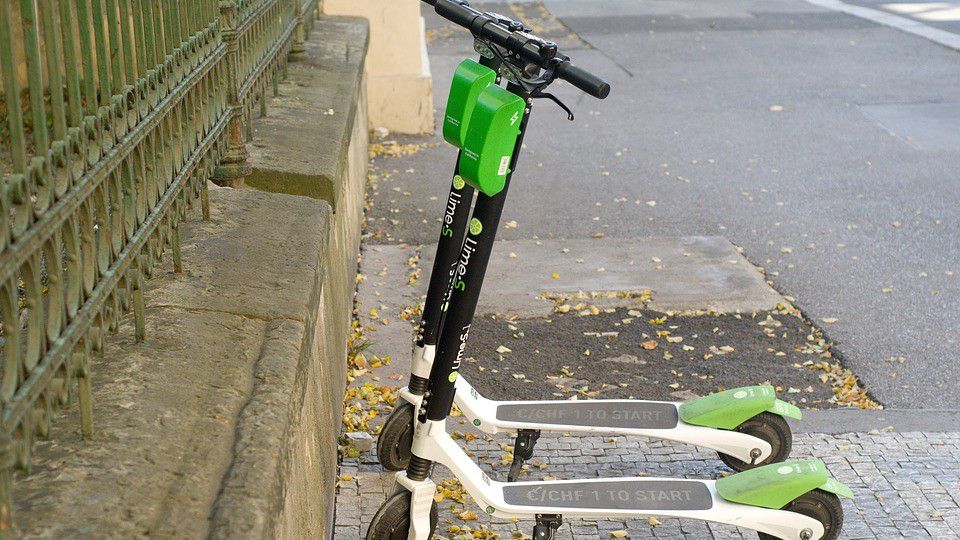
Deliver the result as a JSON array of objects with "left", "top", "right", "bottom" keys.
[{"left": 334, "top": 431, "right": 958, "bottom": 538}]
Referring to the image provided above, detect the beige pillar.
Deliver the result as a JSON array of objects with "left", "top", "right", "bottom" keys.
[{"left": 323, "top": 0, "right": 435, "bottom": 134}]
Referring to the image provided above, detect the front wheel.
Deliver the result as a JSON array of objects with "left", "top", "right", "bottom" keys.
[
  {"left": 365, "top": 491, "right": 439, "bottom": 540},
  {"left": 377, "top": 402, "right": 415, "bottom": 471},
  {"left": 757, "top": 489, "right": 844, "bottom": 540},
  {"left": 719, "top": 412, "right": 792, "bottom": 471}
]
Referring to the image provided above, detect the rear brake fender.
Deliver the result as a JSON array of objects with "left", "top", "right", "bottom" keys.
[
  {"left": 716, "top": 460, "right": 854, "bottom": 509},
  {"left": 679, "top": 385, "right": 801, "bottom": 430}
]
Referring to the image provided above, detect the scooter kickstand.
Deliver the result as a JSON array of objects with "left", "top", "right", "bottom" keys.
[
  {"left": 533, "top": 514, "right": 562, "bottom": 539},
  {"left": 508, "top": 429, "right": 541, "bottom": 482}
]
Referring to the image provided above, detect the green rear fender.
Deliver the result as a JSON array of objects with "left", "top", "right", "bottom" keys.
[
  {"left": 716, "top": 459, "right": 854, "bottom": 509},
  {"left": 678, "top": 385, "right": 801, "bottom": 430}
]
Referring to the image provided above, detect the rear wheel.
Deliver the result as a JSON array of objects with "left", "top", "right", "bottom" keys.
[
  {"left": 377, "top": 402, "right": 416, "bottom": 471},
  {"left": 757, "top": 489, "right": 844, "bottom": 540},
  {"left": 719, "top": 412, "right": 792, "bottom": 472},
  {"left": 365, "top": 491, "right": 439, "bottom": 540}
]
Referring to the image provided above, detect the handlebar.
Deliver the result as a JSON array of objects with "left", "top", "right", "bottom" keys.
[
  {"left": 556, "top": 63, "right": 610, "bottom": 100},
  {"left": 429, "top": 0, "right": 610, "bottom": 99},
  {"left": 434, "top": 0, "right": 478, "bottom": 27}
]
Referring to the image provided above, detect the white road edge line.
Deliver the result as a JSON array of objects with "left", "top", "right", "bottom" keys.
[{"left": 806, "top": 0, "right": 960, "bottom": 51}]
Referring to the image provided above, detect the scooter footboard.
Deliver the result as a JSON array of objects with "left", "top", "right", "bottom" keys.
[
  {"left": 490, "top": 478, "right": 825, "bottom": 540},
  {"left": 449, "top": 382, "right": 774, "bottom": 463},
  {"left": 487, "top": 399, "right": 772, "bottom": 463},
  {"left": 496, "top": 400, "right": 679, "bottom": 429},
  {"left": 502, "top": 478, "right": 712, "bottom": 511},
  {"left": 417, "top": 421, "right": 826, "bottom": 540}
]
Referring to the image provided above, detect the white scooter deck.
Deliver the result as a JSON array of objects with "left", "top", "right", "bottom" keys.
[
  {"left": 400, "top": 376, "right": 773, "bottom": 463},
  {"left": 407, "top": 346, "right": 774, "bottom": 464},
  {"left": 398, "top": 419, "right": 825, "bottom": 540}
]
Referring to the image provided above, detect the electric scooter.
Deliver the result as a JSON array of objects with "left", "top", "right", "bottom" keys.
[
  {"left": 376, "top": 13, "right": 801, "bottom": 480},
  {"left": 367, "top": 2, "right": 852, "bottom": 539}
]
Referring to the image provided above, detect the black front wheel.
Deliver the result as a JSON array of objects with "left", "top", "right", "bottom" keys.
[
  {"left": 719, "top": 412, "right": 792, "bottom": 472},
  {"left": 365, "top": 491, "right": 439, "bottom": 540},
  {"left": 377, "top": 402, "right": 416, "bottom": 471},
  {"left": 757, "top": 489, "right": 844, "bottom": 540}
]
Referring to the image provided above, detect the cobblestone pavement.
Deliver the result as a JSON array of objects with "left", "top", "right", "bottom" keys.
[{"left": 335, "top": 430, "right": 960, "bottom": 539}]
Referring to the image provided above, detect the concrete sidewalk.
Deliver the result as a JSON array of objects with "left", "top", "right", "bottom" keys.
[
  {"left": 337, "top": 238, "right": 958, "bottom": 539},
  {"left": 339, "top": 0, "right": 960, "bottom": 537},
  {"left": 337, "top": 430, "right": 960, "bottom": 539}
]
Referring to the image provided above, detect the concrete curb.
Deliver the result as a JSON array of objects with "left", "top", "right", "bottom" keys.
[
  {"left": 247, "top": 16, "right": 370, "bottom": 210},
  {"left": 211, "top": 17, "right": 371, "bottom": 539},
  {"left": 807, "top": 0, "right": 960, "bottom": 51},
  {"left": 210, "top": 319, "right": 311, "bottom": 539},
  {"left": 796, "top": 408, "right": 960, "bottom": 434},
  {"left": 10, "top": 187, "right": 336, "bottom": 538}
]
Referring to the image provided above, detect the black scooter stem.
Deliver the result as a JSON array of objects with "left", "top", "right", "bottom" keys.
[
  {"left": 424, "top": 82, "right": 532, "bottom": 422},
  {"left": 416, "top": 55, "right": 501, "bottom": 349}
]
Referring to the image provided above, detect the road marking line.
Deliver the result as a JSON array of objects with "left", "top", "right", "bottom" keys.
[
  {"left": 807, "top": 0, "right": 960, "bottom": 50},
  {"left": 885, "top": 2, "right": 960, "bottom": 22}
]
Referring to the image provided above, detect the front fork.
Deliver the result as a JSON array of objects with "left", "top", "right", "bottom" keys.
[
  {"left": 411, "top": 344, "right": 434, "bottom": 382},
  {"left": 394, "top": 471, "right": 437, "bottom": 540},
  {"left": 396, "top": 419, "right": 456, "bottom": 540}
]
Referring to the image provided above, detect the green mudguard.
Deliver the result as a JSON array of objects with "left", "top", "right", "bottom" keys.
[
  {"left": 716, "top": 459, "right": 854, "bottom": 509},
  {"left": 678, "top": 385, "right": 801, "bottom": 430}
]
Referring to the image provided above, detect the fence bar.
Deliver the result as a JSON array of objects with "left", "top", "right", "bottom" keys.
[
  {"left": 0, "top": 2, "right": 27, "bottom": 173},
  {"left": 0, "top": 0, "right": 307, "bottom": 526}
]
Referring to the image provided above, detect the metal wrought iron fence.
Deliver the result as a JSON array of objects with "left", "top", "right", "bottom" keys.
[{"left": 0, "top": 0, "right": 319, "bottom": 528}]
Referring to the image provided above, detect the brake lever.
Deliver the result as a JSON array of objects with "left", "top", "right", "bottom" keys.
[{"left": 531, "top": 90, "right": 574, "bottom": 121}]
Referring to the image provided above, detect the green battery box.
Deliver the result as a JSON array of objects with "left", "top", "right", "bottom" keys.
[
  {"left": 458, "top": 84, "right": 525, "bottom": 196},
  {"left": 443, "top": 59, "right": 497, "bottom": 148}
]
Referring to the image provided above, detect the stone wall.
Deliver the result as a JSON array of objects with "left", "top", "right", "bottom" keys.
[{"left": 11, "top": 16, "right": 369, "bottom": 539}]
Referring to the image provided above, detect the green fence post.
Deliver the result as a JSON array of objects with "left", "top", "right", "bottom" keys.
[
  {"left": 0, "top": 436, "right": 13, "bottom": 535},
  {"left": 291, "top": 0, "right": 306, "bottom": 57},
  {"left": 213, "top": 0, "right": 252, "bottom": 187},
  {"left": 131, "top": 261, "right": 146, "bottom": 342}
]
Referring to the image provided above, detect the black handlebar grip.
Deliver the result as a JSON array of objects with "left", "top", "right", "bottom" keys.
[
  {"left": 557, "top": 62, "right": 610, "bottom": 99},
  {"left": 434, "top": 0, "right": 479, "bottom": 28}
]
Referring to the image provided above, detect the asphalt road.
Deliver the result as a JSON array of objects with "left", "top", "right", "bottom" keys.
[{"left": 368, "top": 0, "right": 960, "bottom": 408}]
